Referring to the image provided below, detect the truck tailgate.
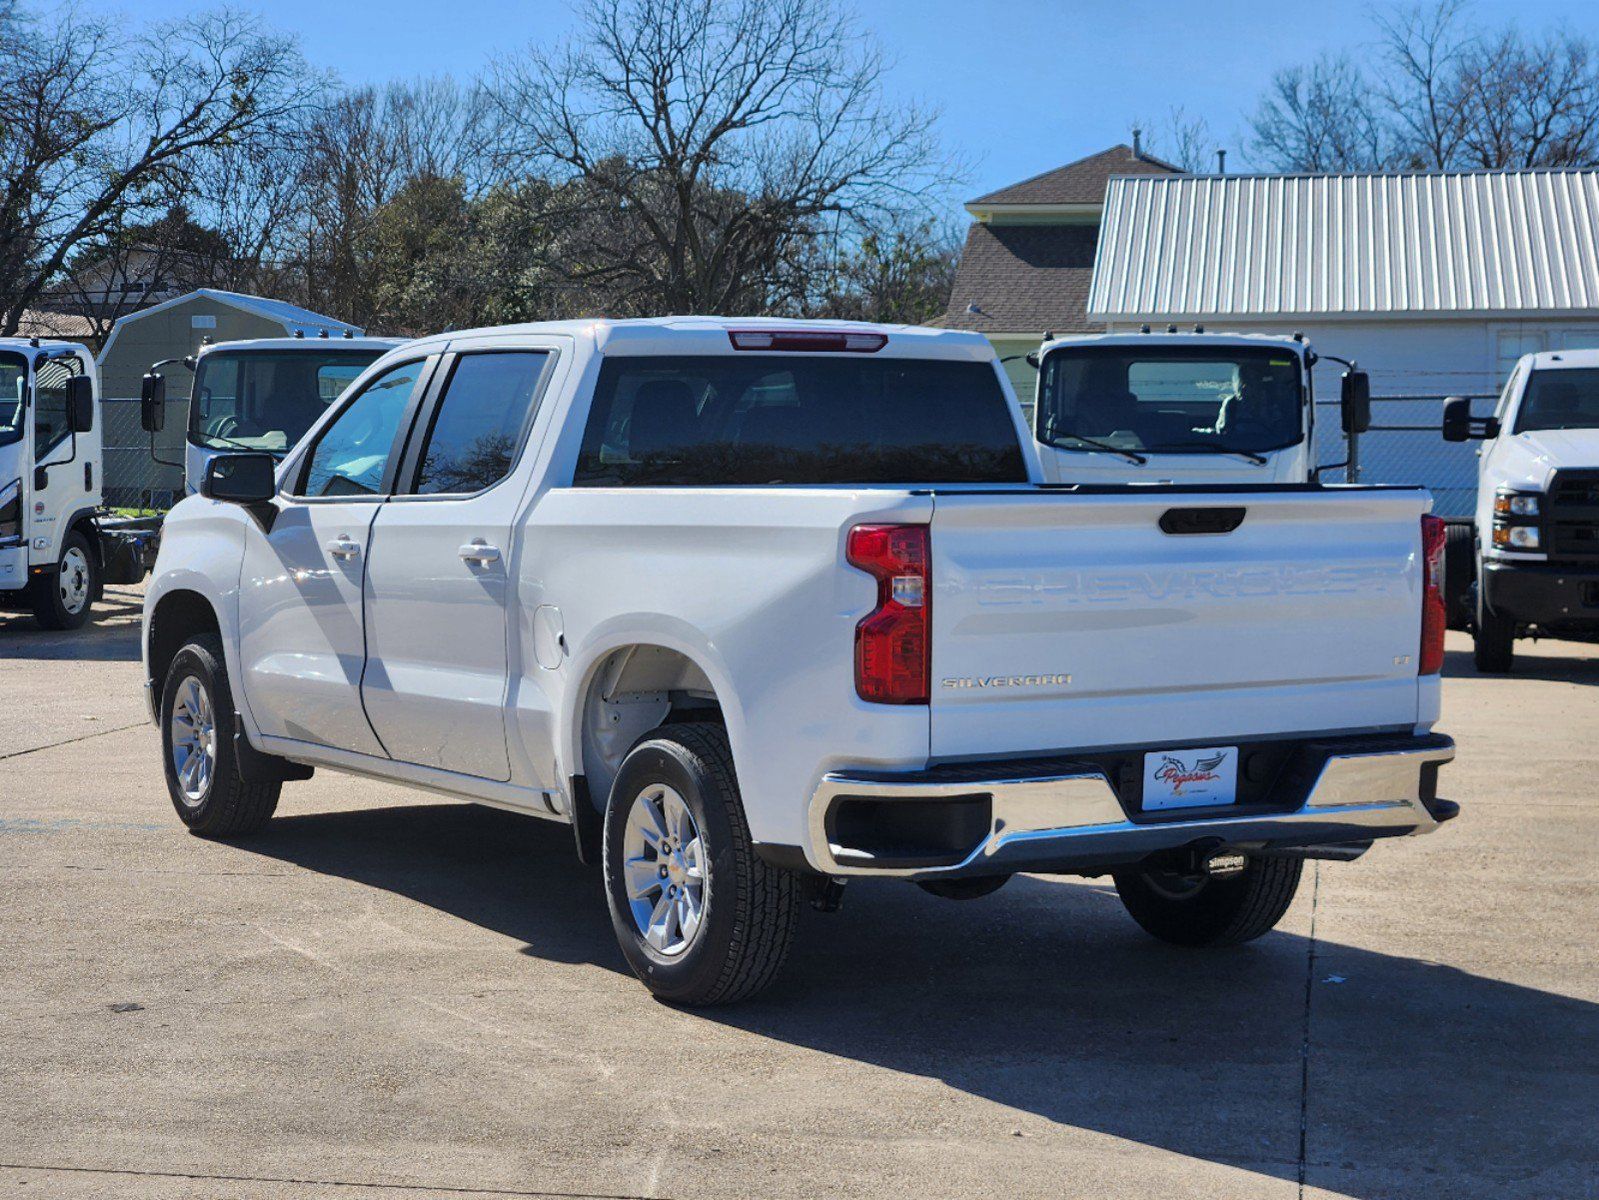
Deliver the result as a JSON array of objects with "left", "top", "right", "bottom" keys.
[{"left": 929, "top": 488, "right": 1430, "bottom": 759}]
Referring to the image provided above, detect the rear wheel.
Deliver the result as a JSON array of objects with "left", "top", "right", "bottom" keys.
[
  {"left": 1113, "top": 856, "right": 1302, "bottom": 947},
  {"left": 1473, "top": 573, "right": 1515, "bottom": 674},
  {"left": 31, "top": 530, "right": 97, "bottom": 630},
  {"left": 160, "top": 633, "right": 280, "bottom": 836},
  {"left": 1443, "top": 522, "right": 1475, "bottom": 631},
  {"left": 602, "top": 723, "right": 801, "bottom": 1005}
]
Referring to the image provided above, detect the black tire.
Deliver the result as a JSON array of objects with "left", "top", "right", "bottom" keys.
[
  {"left": 159, "top": 632, "right": 280, "bottom": 837},
  {"left": 1443, "top": 522, "right": 1476, "bottom": 631},
  {"left": 1113, "top": 855, "right": 1302, "bottom": 947},
  {"left": 31, "top": 529, "right": 97, "bottom": 630},
  {"left": 1473, "top": 569, "right": 1515, "bottom": 674},
  {"left": 601, "top": 723, "right": 801, "bottom": 1006}
]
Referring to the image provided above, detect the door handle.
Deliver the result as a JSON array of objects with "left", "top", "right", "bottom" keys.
[
  {"left": 326, "top": 537, "right": 361, "bottom": 561},
  {"left": 458, "top": 539, "right": 502, "bottom": 566}
]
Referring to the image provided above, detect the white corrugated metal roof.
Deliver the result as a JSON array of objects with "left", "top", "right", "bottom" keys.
[{"left": 1088, "top": 170, "right": 1599, "bottom": 319}]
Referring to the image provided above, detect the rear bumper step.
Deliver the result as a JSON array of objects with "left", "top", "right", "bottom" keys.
[{"left": 807, "top": 733, "right": 1455, "bottom": 879}]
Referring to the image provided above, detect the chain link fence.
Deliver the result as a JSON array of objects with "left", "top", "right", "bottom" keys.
[
  {"left": 1315, "top": 395, "right": 1492, "bottom": 518},
  {"left": 102, "top": 396, "right": 184, "bottom": 513}
]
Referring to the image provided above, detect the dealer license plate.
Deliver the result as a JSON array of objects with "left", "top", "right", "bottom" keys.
[{"left": 1143, "top": 746, "right": 1239, "bottom": 811}]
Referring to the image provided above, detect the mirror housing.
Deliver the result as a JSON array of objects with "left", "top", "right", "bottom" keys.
[
  {"left": 201, "top": 453, "right": 277, "bottom": 505},
  {"left": 1340, "top": 370, "right": 1371, "bottom": 434},
  {"left": 1441, "top": 396, "right": 1499, "bottom": 442},
  {"left": 140, "top": 373, "right": 167, "bottom": 433},
  {"left": 66, "top": 375, "right": 94, "bottom": 433}
]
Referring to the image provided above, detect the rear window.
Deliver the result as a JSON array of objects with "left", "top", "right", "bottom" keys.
[{"left": 573, "top": 355, "right": 1027, "bottom": 486}]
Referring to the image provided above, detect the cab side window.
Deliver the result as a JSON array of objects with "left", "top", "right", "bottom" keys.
[
  {"left": 410, "top": 352, "right": 550, "bottom": 495},
  {"left": 33, "top": 357, "right": 82, "bottom": 462},
  {"left": 296, "top": 360, "right": 426, "bottom": 498}
]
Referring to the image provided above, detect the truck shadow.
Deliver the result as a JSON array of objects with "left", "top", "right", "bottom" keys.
[
  {"left": 243, "top": 802, "right": 1595, "bottom": 1198},
  {"left": 0, "top": 586, "right": 145, "bottom": 661},
  {"left": 1443, "top": 645, "right": 1599, "bottom": 684}
]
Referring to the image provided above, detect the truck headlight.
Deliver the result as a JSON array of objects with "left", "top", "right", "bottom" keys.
[
  {"left": 1493, "top": 491, "right": 1540, "bottom": 517},
  {"left": 1493, "top": 524, "right": 1541, "bottom": 549}
]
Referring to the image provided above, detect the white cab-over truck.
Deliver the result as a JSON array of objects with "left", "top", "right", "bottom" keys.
[
  {"left": 139, "top": 334, "right": 404, "bottom": 495},
  {"left": 143, "top": 317, "right": 1456, "bottom": 1004},
  {"left": 1442, "top": 347, "right": 1599, "bottom": 672},
  {"left": 1, "top": 338, "right": 156, "bottom": 628},
  {"left": 1031, "top": 330, "right": 1369, "bottom": 485}
]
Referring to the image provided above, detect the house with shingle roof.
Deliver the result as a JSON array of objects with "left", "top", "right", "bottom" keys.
[{"left": 935, "top": 142, "right": 1182, "bottom": 411}]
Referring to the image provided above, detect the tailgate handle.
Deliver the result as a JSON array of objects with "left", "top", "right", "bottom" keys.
[{"left": 1159, "top": 506, "right": 1246, "bottom": 535}]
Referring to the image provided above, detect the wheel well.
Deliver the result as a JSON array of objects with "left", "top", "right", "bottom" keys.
[
  {"left": 576, "top": 645, "right": 724, "bottom": 814},
  {"left": 148, "top": 590, "right": 220, "bottom": 693}
]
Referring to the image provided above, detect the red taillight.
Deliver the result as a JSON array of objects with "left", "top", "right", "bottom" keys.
[
  {"left": 1420, "top": 514, "right": 1447, "bottom": 675},
  {"left": 847, "top": 523, "right": 930, "bottom": 704},
  {"left": 728, "top": 329, "right": 887, "bottom": 353}
]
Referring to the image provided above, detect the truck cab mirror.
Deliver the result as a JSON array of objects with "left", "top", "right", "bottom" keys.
[
  {"left": 140, "top": 373, "right": 166, "bottom": 433},
  {"left": 1340, "top": 370, "right": 1371, "bottom": 434},
  {"left": 66, "top": 375, "right": 94, "bottom": 434},
  {"left": 1441, "top": 396, "right": 1499, "bottom": 442},
  {"left": 201, "top": 453, "right": 277, "bottom": 505}
]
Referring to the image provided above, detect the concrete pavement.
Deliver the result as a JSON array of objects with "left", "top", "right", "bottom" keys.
[{"left": 1, "top": 591, "right": 1594, "bottom": 1199}]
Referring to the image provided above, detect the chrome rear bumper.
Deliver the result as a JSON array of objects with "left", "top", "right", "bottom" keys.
[{"left": 806, "top": 734, "right": 1455, "bottom": 879}]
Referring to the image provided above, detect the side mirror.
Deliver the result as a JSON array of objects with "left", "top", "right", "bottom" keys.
[
  {"left": 201, "top": 453, "right": 276, "bottom": 504},
  {"left": 1441, "top": 396, "right": 1499, "bottom": 442},
  {"left": 140, "top": 373, "right": 167, "bottom": 433},
  {"left": 1340, "top": 370, "right": 1371, "bottom": 434},
  {"left": 66, "top": 375, "right": 94, "bottom": 433}
]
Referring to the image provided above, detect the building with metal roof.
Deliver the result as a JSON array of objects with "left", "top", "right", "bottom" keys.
[{"left": 1089, "top": 169, "right": 1599, "bottom": 393}]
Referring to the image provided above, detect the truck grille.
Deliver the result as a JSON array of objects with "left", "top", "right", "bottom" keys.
[{"left": 1546, "top": 470, "right": 1599, "bottom": 561}]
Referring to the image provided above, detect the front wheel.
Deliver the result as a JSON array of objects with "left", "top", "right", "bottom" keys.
[
  {"left": 160, "top": 633, "right": 280, "bottom": 837},
  {"left": 602, "top": 723, "right": 802, "bottom": 1006},
  {"left": 1113, "top": 856, "right": 1302, "bottom": 947},
  {"left": 31, "top": 530, "right": 97, "bottom": 630}
]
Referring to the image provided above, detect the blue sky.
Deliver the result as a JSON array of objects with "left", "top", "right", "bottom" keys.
[{"left": 124, "top": 0, "right": 1599, "bottom": 207}]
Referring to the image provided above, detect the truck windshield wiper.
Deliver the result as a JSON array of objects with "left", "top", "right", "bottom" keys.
[
  {"left": 1147, "top": 441, "right": 1269, "bottom": 464},
  {"left": 1042, "top": 431, "right": 1147, "bottom": 465},
  {"left": 197, "top": 433, "right": 284, "bottom": 457}
]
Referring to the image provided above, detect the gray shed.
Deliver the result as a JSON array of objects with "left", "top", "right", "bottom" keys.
[{"left": 96, "top": 290, "right": 362, "bottom": 508}]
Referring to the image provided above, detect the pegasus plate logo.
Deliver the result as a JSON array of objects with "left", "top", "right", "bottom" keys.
[{"left": 1154, "top": 751, "right": 1227, "bottom": 795}]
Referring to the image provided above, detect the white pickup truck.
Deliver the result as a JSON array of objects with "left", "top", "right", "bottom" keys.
[{"left": 142, "top": 317, "right": 1457, "bottom": 1005}]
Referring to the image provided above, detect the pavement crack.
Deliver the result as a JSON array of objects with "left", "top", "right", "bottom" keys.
[
  {"left": 1296, "top": 861, "right": 1322, "bottom": 1199},
  {"left": 0, "top": 1161, "right": 670, "bottom": 1199},
  {"left": 0, "top": 721, "right": 147, "bottom": 761}
]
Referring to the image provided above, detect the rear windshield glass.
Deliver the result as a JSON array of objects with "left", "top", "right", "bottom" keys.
[
  {"left": 1515, "top": 368, "right": 1599, "bottom": 433},
  {"left": 573, "top": 355, "right": 1027, "bottom": 486}
]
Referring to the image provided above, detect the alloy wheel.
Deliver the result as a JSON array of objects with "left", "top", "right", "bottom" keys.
[
  {"left": 169, "top": 676, "right": 216, "bottom": 805},
  {"left": 620, "top": 783, "right": 708, "bottom": 955}
]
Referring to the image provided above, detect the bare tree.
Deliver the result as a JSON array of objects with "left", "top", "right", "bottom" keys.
[
  {"left": 1371, "top": 0, "right": 1473, "bottom": 169},
  {"left": 1138, "top": 107, "right": 1218, "bottom": 173},
  {"left": 489, "top": 0, "right": 952, "bottom": 316},
  {"left": 298, "top": 77, "right": 500, "bottom": 322},
  {"left": 1451, "top": 26, "right": 1599, "bottom": 168},
  {"left": 0, "top": 6, "right": 313, "bottom": 334},
  {"left": 1251, "top": 1, "right": 1599, "bottom": 173},
  {"left": 1249, "top": 54, "right": 1393, "bottom": 172}
]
